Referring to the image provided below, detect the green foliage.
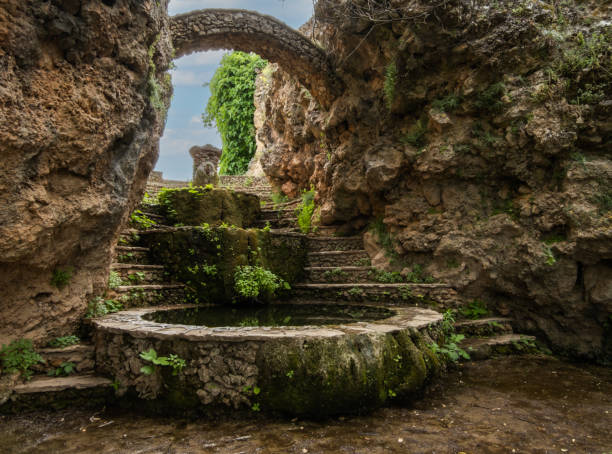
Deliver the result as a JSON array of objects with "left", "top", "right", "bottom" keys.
[
  {"left": 140, "top": 349, "right": 186, "bottom": 376},
  {"left": 234, "top": 265, "right": 289, "bottom": 300},
  {"left": 401, "top": 119, "right": 428, "bottom": 148},
  {"left": 369, "top": 218, "right": 395, "bottom": 258},
  {"left": 594, "top": 189, "right": 612, "bottom": 214},
  {"left": 383, "top": 60, "right": 398, "bottom": 109},
  {"left": 108, "top": 271, "right": 123, "bottom": 290},
  {"left": 348, "top": 287, "right": 364, "bottom": 297},
  {"left": 432, "top": 94, "right": 462, "bottom": 112},
  {"left": 271, "top": 191, "right": 289, "bottom": 205},
  {"left": 51, "top": 267, "right": 73, "bottom": 290},
  {"left": 297, "top": 187, "right": 316, "bottom": 234},
  {"left": 368, "top": 269, "right": 404, "bottom": 283},
  {"left": 48, "top": 361, "right": 75, "bottom": 377},
  {"left": 48, "top": 336, "right": 80, "bottom": 348},
  {"left": 86, "top": 297, "right": 123, "bottom": 318},
  {"left": 203, "top": 52, "right": 267, "bottom": 175},
  {"left": 127, "top": 271, "right": 146, "bottom": 284},
  {"left": 430, "top": 334, "right": 470, "bottom": 362},
  {"left": 474, "top": 82, "right": 506, "bottom": 113},
  {"left": 323, "top": 267, "right": 348, "bottom": 281},
  {"left": 543, "top": 244, "right": 557, "bottom": 266},
  {"left": 147, "top": 34, "right": 169, "bottom": 116},
  {"left": 460, "top": 300, "right": 488, "bottom": 319},
  {"left": 130, "top": 210, "right": 157, "bottom": 229},
  {"left": 404, "top": 264, "right": 435, "bottom": 284},
  {"left": 441, "top": 309, "right": 456, "bottom": 335},
  {"left": 0, "top": 339, "right": 44, "bottom": 380}
]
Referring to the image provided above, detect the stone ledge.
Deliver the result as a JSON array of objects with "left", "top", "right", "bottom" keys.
[{"left": 14, "top": 375, "right": 112, "bottom": 394}]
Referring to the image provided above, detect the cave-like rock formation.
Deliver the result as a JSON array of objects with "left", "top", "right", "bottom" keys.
[
  {"left": 0, "top": 0, "right": 172, "bottom": 344},
  {"left": 254, "top": 0, "right": 612, "bottom": 362}
]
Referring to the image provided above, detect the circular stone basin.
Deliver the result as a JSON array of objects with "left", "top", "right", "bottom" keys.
[
  {"left": 142, "top": 304, "right": 395, "bottom": 327},
  {"left": 92, "top": 303, "right": 444, "bottom": 418}
]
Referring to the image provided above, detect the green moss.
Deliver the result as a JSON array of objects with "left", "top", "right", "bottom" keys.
[
  {"left": 255, "top": 330, "right": 438, "bottom": 418},
  {"left": 158, "top": 187, "right": 260, "bottom": 227},
  {"left": 143, "top": 227, "right": 306, "bottom": 304}
]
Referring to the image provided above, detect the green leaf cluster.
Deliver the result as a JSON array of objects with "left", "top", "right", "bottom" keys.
[
  {"left": 234, "top": 265, "right": 289, "bottom": 300},
  {"left": 0, "top": 339, "right": 44, "bottom": 380},
  {"left": 140, "top": 349, "right": 186, "bottom": 376},
  {"left": 203, "top": 52, "right": 267, "bottom": 175},
  {"left": 48, "top": 335, "right": 80, "bottom": 348},
  {"left": 297, "top": 187, "right": 316, "bottom": 234}
]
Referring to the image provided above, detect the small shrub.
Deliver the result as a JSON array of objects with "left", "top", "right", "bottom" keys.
[
  {"left": 369, "top": 269, "right": 404, "bottom": 283},
  {"left": 460, "top": 300, "right": 488, "bottom": 319},
  {"left": 543, "top": 244, "right": 557, "bottom": 266},
  {"left": 430, "top": 334, "right": 470, "bottom": 362},
  {"left": 108, "top": 271, "right": 123, "bottom": 290},
  {"left": 271, "top": 191, "right": 289, "bottom": 206},
  {"left": 86, "top": 297, "right": 123, "bottom": 318},
  {"left": 51, "top": 267, "right": 73, "bottom": 290},
  {"left": 401, "top": 119, "right": 428, "bottom": 148},
  {"left": 432, "top": 94, "right": 462, "bottom": 112},
  {"left": 48, "top": 361, "right": 75, "bottom": 377},
  {"left": 0, "top": 339, "right": 44, "bottom": 380},
  {"left": 48, "top": 335, "right": 80, "bottom": 348},
  {"left": 234, "top": 266, "right": 289, "bottom": 300},
  {"left": 474, "top": 82, "right": 506, "bottom": 113},
  {"left": 297, "top": 187, "right": 316, "bottom": 234}
]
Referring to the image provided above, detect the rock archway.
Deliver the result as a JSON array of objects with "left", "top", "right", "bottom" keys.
[{"left": 170, "top": 9, "right": 342, "bottom": 107}]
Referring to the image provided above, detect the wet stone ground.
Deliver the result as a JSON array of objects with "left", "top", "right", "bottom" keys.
[{"left": 1, "top": 356, "right": 611, "bottom": 454}]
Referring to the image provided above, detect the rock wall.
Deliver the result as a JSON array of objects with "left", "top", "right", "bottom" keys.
[
  {"left": 254, "top": 0, "right": 612, "bottom": 362},
  {"left": 0, "top": 0, "right": 172, "bottom": 344}
]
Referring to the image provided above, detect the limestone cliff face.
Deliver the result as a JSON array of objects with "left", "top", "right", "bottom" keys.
[
  {"left": 0, "top": 0, "right": 172, "bottom": 344},
  {"left": 254, "top": 0, "right": 612, "bottom": 362}
]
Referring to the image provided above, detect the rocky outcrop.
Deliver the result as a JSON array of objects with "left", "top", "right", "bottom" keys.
[
  {"left": 254, "top": 0, "right": 612, "bottom": 362},
  {"left": 0, "top": 0, "right": 172, "bottom": 344}
]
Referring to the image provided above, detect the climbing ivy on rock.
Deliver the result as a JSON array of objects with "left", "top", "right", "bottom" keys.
[{"left": 202, "top": 52, "right": 267, "bottom": 175}]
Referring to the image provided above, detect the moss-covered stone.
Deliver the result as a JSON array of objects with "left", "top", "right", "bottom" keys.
[
  {"left": 255, "top": 329, "right": 440, "bottom": 418},
  {"left": 158, "top": 187, "right": 260, "bottom": 228},
  {"left": 142, "top": 227, "right": 307, "bottom": 304}
]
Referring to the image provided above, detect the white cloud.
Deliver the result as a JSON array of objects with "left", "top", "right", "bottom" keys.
[
  {"left": 189, "top": 115, "right": 202, "bottom": 125},
  {"left": 176, "top": 50, "right": 226, "bottom": 67},
  {"left": 170, "top": 69, "right": 214, "bottom": 86}
]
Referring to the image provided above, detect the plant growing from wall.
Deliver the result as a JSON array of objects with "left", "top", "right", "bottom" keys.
[
  {"left": 383, "top": 60, "right": 397, "bottom": 109},
  {"left": 0, "top": 339, "right": 44, "bottom": 380},
  {"left": 139, "top": 349, "right": 186, "bottom": 376},
  {"left": 203, "top": 52, "right": 267, "bottom": 175},
  {"left": 108, "top": 271, "right": 123, "bottom": 290},
  {"left": 460, "top": 299, "right": 488, "bottom": 319},
  {"left": 130, "top": 210, "right": 157, "bottom": 230},
  {"left": 51, "top": 267, "right": 73, "bottom": 290},
  {"left": 297, "top": 186, "right": 316, "bottom": 234},
  {"left": 48, "top": 336, "right": 80, "bottom": 348}
]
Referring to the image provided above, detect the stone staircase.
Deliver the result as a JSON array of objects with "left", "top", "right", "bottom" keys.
[
  {"left": 291, "top": 235, "right": 538, "bottom": 361},
  {"left": 454, "top": 317, "right": 538, "bottom": 360},
  {"left": 219, "top": 175, "right": 274, "bottom": 203}
]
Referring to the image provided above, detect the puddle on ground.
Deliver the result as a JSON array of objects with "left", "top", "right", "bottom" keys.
[{"left": 1, "top": 356, "right": 611, "bottom": 454}]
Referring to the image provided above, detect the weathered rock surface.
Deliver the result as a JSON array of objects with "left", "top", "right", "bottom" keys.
[
  {"left": 0, "top": 0, "right": 172, "bottom": 344},
  {"left": 253, "top": 0, "right": 612, "bottom": 362}
]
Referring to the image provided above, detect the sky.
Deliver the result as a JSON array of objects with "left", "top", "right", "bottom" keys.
[{"left": 157, "top": 0, "right": 314, "bottom": 180}]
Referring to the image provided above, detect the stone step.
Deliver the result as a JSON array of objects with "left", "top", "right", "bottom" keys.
[
  {"left": 111, "top": 265, "right": 166, "bottom": 284},
  {"left": 304, "top": 266, "right": 374, "bottom": 283},
  {"left": 254, "top": 217, "right": 298, "bottom": 229},
  {"left": 34, "top": 344, "right": 95, "bottom": 375},
  {"left": 260, "top": 208, "right": 297, "bottom": 217},
  {"left": 307, "top": 250, "right": 370, "bottom": 267},
  {"left": 1, "top": 375, "right": 115, "bottom": 412},
  {"left": 111, "top": 284, "right": 187, "bottom": 307},
  {"left": 292, "top": 282, "right": 452, "bottom": 304},
  {"left": 115, "top": 247, "right": 150, "bottom": 264},
  {"left": 461, "top": 334, "right": 538, "bottom": 360},
  {"left": 453, "top": 317, "right": 515, "bottom": 336},
  {"left": 306, "top": 236, "right": 364, "bottom": 252}
]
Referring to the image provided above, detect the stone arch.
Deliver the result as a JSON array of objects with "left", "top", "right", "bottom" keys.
[{"left": 170, "top": 9, "right": 342, "bottom": 107}]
